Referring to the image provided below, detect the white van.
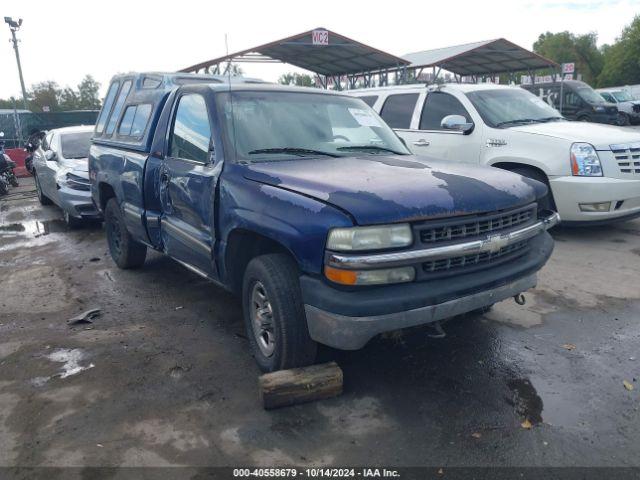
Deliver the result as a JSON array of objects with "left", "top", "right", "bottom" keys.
[{"left": 350, "top": 84, "right": 640, "bottom": 224}]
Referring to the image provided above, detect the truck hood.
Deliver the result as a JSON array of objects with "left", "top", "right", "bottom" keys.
[
  {"left": 510, "top": 121, "right": 640, "bottom": 150},
  {"left": 243, "top": 155, "right": 544, "bottom": 225}
]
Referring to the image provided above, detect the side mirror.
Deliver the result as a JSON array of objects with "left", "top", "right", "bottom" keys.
[
  {"left": 44, "top": 150, "right": 57, "bottom": 161},
  {"left": 441, "top": 115, "right": 474, "bottom": 134}
]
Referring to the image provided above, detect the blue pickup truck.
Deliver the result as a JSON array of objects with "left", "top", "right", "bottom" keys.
[{"left": 89, "top": 72, "right": 559, "bottom": 372}]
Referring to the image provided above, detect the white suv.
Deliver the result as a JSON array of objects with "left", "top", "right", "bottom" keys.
[{"left": 350, "top": 84, "right": 640, "bottom": 224}]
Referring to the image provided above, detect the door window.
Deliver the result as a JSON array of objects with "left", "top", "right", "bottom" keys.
[
  {"left": 419, "top": 92, "right": 471, "bottom": 131},
  {"left": 380, "top": 93, "right": 419, "bottom": 129},
  {"left": 169, "top": 94, "right": 212, "bottom": 163},
  {"left": 565, "top": 91, "right": 581, "bottom": 107}
]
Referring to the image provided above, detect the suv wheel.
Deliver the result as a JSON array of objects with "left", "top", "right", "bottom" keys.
[
  {"left": 617, "top": 112, "right": 630, "bottom": 126},
  {"left": 242, "top": 253, "right": 318, "bottom": 372},
  {"left": 104, "top": 198, "right": 147, "bottom": 269},
  {"left": 63, "top": 210, "right": 83, "bottom": 229},
  {"left": 34, "top": 172, "right": 53, "bottom": 205}
]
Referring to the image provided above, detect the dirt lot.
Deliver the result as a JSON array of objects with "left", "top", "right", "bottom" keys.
[{"left": 1, "top": 178, "right": 639, "bottom": 472}]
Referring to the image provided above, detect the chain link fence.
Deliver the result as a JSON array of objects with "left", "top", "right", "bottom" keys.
[{"left": 0, "top": 110, "right": 99, "bottom": 148}]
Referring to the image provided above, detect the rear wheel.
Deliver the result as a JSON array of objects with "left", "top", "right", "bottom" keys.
[
  {"left": 34, "top": 172, "right": 53, "bottom": 205},
  {"left": 104, "top": 198, "right": 147, "bottom": 269},
  {"left": 507, "top": 166, "right": 556, "bottom": 213},
  {"left": 242, "top": 253, "right": 318, "bottom": 372}
]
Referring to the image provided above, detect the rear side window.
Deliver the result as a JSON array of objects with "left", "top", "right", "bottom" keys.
[
  {"left": 105, "top": 80, "right": 132, "bottom": 135},
  {"left": 380, "top": 93, "right": 419, "bottom": 129},
  {"left": 95, "top": 82, "right": 120, "bottom": 134},
  {"left": 420, "top": 92, "right": 471, "bottom": 131},
  {"left": 359, "top": 96, "right": 378, "bottom": 108},
  {"left": 170, "top": 94, "right": 212, "bottom": 162},
  {"left": 118, "top": 104, "right": 152, "bottom": 138}
]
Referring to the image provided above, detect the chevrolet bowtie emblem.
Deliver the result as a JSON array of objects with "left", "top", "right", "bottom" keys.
[{"left": 482, "top": 234, "right": 510, "bottom": 253}]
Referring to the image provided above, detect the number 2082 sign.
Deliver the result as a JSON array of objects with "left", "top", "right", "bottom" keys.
[{"left": 312, "top": 29, "right": 329, "bottom": 45}]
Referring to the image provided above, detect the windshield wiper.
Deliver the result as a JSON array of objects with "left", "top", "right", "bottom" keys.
[
  {"left": 495, "top": 119, "right": 540, "bottom": 127},
  {"left": 248, "top": 147, "right": 339, "bottom": 158},
  {"left": 336, "top": 145, "right": 405, "bottom": 155},
  {"left": 537, "top": 116, "right": 565, "bottom": 122}
]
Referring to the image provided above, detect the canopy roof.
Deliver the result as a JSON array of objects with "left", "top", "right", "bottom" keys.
[
  {"left": 402, "top": 38, "right": 558, "bottom": 76},
  {"left": 180, "top": 28, "right": 410, "bottom": 76}
]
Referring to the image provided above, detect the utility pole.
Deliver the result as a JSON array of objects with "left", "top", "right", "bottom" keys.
[{"left": 4, "top": 17, "right": 28, "bottom": 111}]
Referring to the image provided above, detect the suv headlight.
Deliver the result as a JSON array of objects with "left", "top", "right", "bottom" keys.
[
  {"left": 327, "top": 224, "right": 412, "bottom": 251},
  {"left": 570, "top": 143, "right": 603, "bottom": 176}
]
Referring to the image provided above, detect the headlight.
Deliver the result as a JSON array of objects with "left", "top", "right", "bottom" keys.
[
  {"left": 327, "top": 224, "right": 412, "bottom": 251},
  {"left": 65, "top": 172, "right": 92, "bottom": 191},
  {"left": 570, "top": 143, "right": 603, "bottom": 176}
]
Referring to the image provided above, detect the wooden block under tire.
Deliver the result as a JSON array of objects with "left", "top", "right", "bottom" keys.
[{"left": 259, "top": 361, "right": 343, "bottom": 409}]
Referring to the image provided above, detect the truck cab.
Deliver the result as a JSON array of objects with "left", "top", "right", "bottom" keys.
[{"left": 90, "top": 73, "right": 557, "bottom": 372}]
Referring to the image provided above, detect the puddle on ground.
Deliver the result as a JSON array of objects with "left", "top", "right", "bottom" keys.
[
  {"left": 47, "top": 348, "right": 95, "bottom": 379},
  {"left": 0, "top": 219, "right": 68, "bottom": 238},
  {"left": 506, "top": 378, "right": 543, "bottom": 425}
]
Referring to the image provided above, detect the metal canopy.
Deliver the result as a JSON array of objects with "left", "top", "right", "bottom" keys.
[
  {"left": 402, "top": 38, "right": 558, "bottom": 76},
  {"left": 180, "top": 28, "right": 410, "bottom": 76}
]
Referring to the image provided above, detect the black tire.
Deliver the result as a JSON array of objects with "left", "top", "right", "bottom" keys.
[
  {"left": 0, "top": 179, "right": 7, "bottom": 196},
  {"left": 9, "top": 175, "right": 18, "bottom": 187},
  {"left": 104, "top": 198, "right": 147, "bottom": 269},
  {"left": 578, "top": 115, "right": 590, "bottom": 122},
  {"left": 242, "top": 253, "right": 318, "bottom": 372},
  {"left": 507, "top": 166, "right": 556, "bottom": 212},
  {"left": 616, "top": 112, "right": 630, "bottom": 126},
  {"left": 34, "top": 172, "right": 53, "bottom": 205},
  {"left": 63, "top": 210, "right": 83, "bottom": 229}
]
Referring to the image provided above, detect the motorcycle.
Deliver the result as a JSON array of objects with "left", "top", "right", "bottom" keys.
[
  {"left": 24, "top": 130, "right": 45, "bottom": 176},
  {"left": 0, "top": 132, "right": 19, "bottom": 195}
]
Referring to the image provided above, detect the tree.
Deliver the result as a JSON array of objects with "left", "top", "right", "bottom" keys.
[
  {"left": 533, "top": 31, "right": 603, "bottom": 85},
  {"left": 278, "top": 72, "right": 314, "bottom": 87},
  {"left": 598, "top": 16, "right": 640, "bottom": 87},
  {"left": 59, "top": 87, "right": 79, "bottom": 111},
  {"left": 76, "top": 75, "right": 101, "bottom": 110},
  {"left": 29, "top": 81, "right": 61, "bottom": 112}
]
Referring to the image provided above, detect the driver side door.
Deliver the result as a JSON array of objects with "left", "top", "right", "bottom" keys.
[{"left": 160, "top": 92, "right": 221, "bottom": 277}]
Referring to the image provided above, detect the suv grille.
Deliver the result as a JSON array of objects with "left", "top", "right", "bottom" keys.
[
  {"left": 422, "top": 240, "right": 529, "bottom": 276},
  {"left": 610, "top": 143, "right": 640, "bottom": 175},
  {"left": 418, "top": 205, "right": 535, "bottom": 245}
]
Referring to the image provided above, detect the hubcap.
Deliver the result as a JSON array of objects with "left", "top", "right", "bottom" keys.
[{"left": 250, "top": 281, "right": 276, "bottom": 357}]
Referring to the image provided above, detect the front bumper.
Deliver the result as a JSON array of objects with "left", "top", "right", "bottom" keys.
[
  {"left": 550, "top": 176, "right": 640, "bottom": 223},
  {"left": 57, "top": 185, "right": 102, "bottom": 220},
  {"left": 302, "top": 216, "right": 556, "bottom": 350}
]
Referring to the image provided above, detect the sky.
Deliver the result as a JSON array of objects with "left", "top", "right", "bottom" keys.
[{"left": 0, "top": 0, "right": 638, "bottom": 100}]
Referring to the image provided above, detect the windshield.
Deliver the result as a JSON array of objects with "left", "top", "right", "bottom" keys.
[
  {"left": 218, "top": 91, "right": 409, "bottom": 162},
  {"left": 577, "top": 86, "right": 606, "bottom": 104},
  {"left": 61, "top": 132, "right": 92, "bottom": 159},
  {"left": 466, "top": 89, "right": 563, "bottom": 128},
  {"left": 612, "top": 90, "right": 633, "bottom": 102}
]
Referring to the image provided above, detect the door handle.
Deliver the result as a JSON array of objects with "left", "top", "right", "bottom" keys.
[{"left": 413, "top": 139, "right": 430, "bottom": 147}]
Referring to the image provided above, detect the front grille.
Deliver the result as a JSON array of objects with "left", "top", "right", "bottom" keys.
[
  {"left": 422, "top": 240, "right": 529, "bottom": 277},
  {"left": 417, "top": 205, "right": 535, "bottom": 245},
  {"left": 610, "top": 143, "right": 640, "bottom": 175}
]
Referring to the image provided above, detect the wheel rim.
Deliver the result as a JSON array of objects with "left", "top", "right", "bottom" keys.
[
  {"left": 107, "top": 211, "right": 123, "bottom": 257},
  {"left": 250, "top": 281, "right": 276, "bottom": 357}
]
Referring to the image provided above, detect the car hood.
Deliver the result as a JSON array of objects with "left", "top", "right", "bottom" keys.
[
  {"left": 62, "top": 158, "right": 89, "bottom": 173},
  {"left": 243, "top": 155, "right": 544, "bottom": 225},
  {"left": 509, "top": 121, "right": 640, "bottom": 150}
]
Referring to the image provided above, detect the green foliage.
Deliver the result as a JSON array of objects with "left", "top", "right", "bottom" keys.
[
  {"left": 0, "top": 74, "right": 101, "bottom": 112},
  {"left": 597, "top": 16, "right": 640, "bottom": 87},
  {"left": 533, "top": 31, "right": 603, "bottom": 85},
  {"left": 278, "top": 72, "right": 314, "bottom": 87}
]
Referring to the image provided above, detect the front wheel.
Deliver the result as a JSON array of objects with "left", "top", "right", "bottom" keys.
[
  {"left": 34, "top": 172, "right": 53, "bottom": 205},
  {"left": 617, "top": 112, "right": 630, "bottom": 126},
  {"left": 104, "top": 198, "right": 147, "bottom": 269},
  {"left": 63, "top": 210, "right": 83, "bottom": 229},
  {"left": 507, "top": 166, "right": 556, "bottom": 213},
  {"left": 242, "top": 253, "right": 318, "bottom": 372}
]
